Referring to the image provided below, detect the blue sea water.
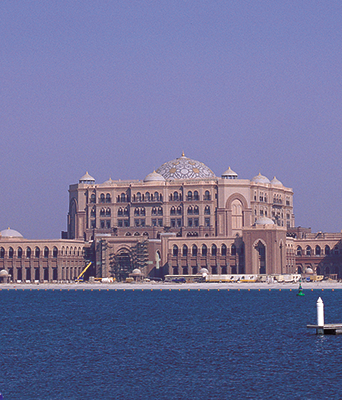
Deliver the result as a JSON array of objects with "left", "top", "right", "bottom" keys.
[{"left": 0, "top": 288, "right": 342, "bottom": 399}]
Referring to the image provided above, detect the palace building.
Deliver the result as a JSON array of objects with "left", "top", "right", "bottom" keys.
[
  {"left": 0, "top": 152, "right": 341, "bottom": 282},
  {"left": 68, "top": 152, "right": 295, "bottom": 278}
]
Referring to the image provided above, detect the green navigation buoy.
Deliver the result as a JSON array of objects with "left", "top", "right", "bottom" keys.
[{"left": 297, "top": 282, "right": 305, "bottom": 296}]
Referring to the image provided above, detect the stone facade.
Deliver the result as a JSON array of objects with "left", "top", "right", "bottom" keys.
[
  {"left": 68, "top": 153, "right": 296, "bottom": 279},
  {"left": 0, "top": 229, "right": 88, "bottom": 282}
]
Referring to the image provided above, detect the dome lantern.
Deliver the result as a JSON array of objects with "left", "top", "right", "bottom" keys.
[
  {"left": 222, "top": 167, "right": 238, "bottom": 179},
  {"left": 79, "top": 172, "right": 95, "bottom": 184}
]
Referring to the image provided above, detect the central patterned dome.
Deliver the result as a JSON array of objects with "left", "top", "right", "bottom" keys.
[{"left": 156, "top": 153, "right": 216, "bottom": 180}]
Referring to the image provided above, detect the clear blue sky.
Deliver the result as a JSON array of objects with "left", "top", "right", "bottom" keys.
[{"left": 1, "top": 1, "right": 341, "bottom": 239}]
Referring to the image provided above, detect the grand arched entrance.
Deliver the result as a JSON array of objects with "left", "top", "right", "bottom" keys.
[
  {"left": 253, "top": 240, "right": 266, "bottom": 274},
  {"left": 110, "top": 250, "right": 132, "bottom": 281}
]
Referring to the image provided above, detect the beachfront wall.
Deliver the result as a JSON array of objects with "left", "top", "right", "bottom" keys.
[
  {"left": 292, "top": 231, "right": 342, "bottom": 278},
  {"left": 0, "top": 236, "right": 88, "bottom": 283},
  {"left": 163, "top": 235, "right": 245, "bottom": 276}
]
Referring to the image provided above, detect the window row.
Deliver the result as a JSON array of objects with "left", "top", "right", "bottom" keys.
[
  {"left": 170, "top": 190, "right": 211, "bottom": 202},
  {"left": 117, "top": 192, "right": 163, "bottom": 203},
  {"left": 91, "top": 207, "right": 111, "bottom": 217},
  {"left": 296, "top": 245, "right": 341, "bottom": 256},
  {"left": 172, "top": 243, "right": 239, "bottom": 257},
  {"left": 134, "top": 219, "right": 163, "bottom": 227},
  {"left": 170, "top": 205, "right": 211, "bottom": 215},
  {"left": 90, "top": 193, "right": 111, "bottom": 203},
  {"left": 187, "top": 217, "right": 211, "bottom": 227},
  {"left": 0, "top": 246, "right": 81, "bottom": 259}
]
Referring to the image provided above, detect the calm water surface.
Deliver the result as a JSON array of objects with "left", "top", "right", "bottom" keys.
[{"left": 0, "top": 288, "right": 341, "bottom": 399}]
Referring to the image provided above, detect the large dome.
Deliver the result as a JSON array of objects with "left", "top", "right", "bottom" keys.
[{"left": 156, "top": 153, "right": 216, "bottom": 180}]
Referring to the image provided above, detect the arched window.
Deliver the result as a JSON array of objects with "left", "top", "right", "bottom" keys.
[
  {"left": 194, "top": 191, "right": 199, "bottom": 200},
  {"left": 152, "top": 207, "right": 157, "bottom": 215},
  {"left": 9, "top": 247, "right": 14, "bottom": 259},
  {"left": 306, "top": 246, "right": 311, "bottom": 256},
  {"left": 26, "top": 247, "right": 31, "bottom": 258},
  {"left": 231, "top": 244, "right": 236, "bottom": 256},
  {"left": 212, "top": 244, "right": 217, "bottom": 256},
  {"left": 221, "top": 244, "right": 227, "bottom": 256},
  {"left": 154, "top": 192, "right": 159, "bottom": 201},
  {"left": 106, "top": 208, "right": 111, "bottom": 217},
  {"left": 100, "top": 208, "right": 105, "bottom": 217},
  {"left": 202, "top": 244, "right": 207, "bottom": 256},
  {"left": 35, "top": 247, "right": 40, "bottom": 258},
  {"left": 296, "top": 246, "right": 302, "bottom": 256},
  {"left": 90, "top": 193, "right": 96, "bottom": 203},
  {"left": 136, "top": 192, "right": 142, "bottom": 202},
  {"left": 106, "top": 193, "right": 111, "bottom": 203},
  {"left": 204, "top": 190, "right": 210, "bottom": 200},
  {"left": 91, "top": 207, "right": 96, "bottom": 217},
  {"left": 145, "top": 192, "right": 150, "bottom": 201},
  {"left": 53, "top": 247, "right": 58, "bottom": 258},
  {"left": 44, "top": 247, "right": 49, "bottom": 258},
  {"left": 232, "top": 199, "right": 243, "bottom": 229},
  {"left": 173, "top": 245, "right": 178, "bottom": 257},
  {"left": 134, "top": 208, "right": 140, "bottom": 216},
  {"left": 187, "top": 206, "right": 193, "bottom": 215},
  {"left": 177, "top": 206, "right": 182, "bottom": 215},
  {"left": 121, "top": 193, "right": 126, "bottom": 202},
  {"left": 170, "top": 207, "right": 176, "bottom": 215},
  {"left": 204, "top": 206, "right": 210, "bottom": 215},
  {"left": 315, "top": 245, "right": 321, "bottom": 256},
  {"left": 18, "top": 247, "right": 23, "bottom": 259},
  {"left": 192, "top": 245, "right": 197, "bottom": 256},
  {"left": 182, "top": 245, "right": 188, "bottom": 257},
  {"left": 187, "top": 191, "right": 192, "bottom": 201},
  {"left": 325, "top": 245, "right": 330, "bottom": 255},
  {"left": 194, "top": 206, "right": 199, "bottom": 215},
  {"left": 118, "top": 208, "right": 123, "bottom": 216},
  {"left": 124, "top": 207, "right": 129, "bottom": 216},
  {"left": 173, "top": 192, "right": 179, "bottom": 201},
  {"left": 158, "top": 207, "right": 163, "bottom": 216},
  {"left": 0, "top": 247, "right": 4, "bottom": 259},
  {"left": 140, "top": 208, "right": 146, "bottom": 216},
  {"left": 100, "top": 193, "right": 105, "bottom": 203}
]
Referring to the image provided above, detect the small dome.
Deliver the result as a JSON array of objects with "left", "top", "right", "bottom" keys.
[
  {"left": 79, "top": 172, "right": 95, "bottom": 184},
  {"left": 131, "top": 268, "right": 142, "bottom": 275},
  {"left": 222, "top": 167, "right": 238, "bottom": 179},
  {"left": 252, "top": 173, "right": 270, "bottom": 184},
  {"left": 271, "top": 176, "right": 283, "bottom": 186},
  {"left": 143, "top": 171, "right": 166, "bottom": 183},
  {"left": 305, "top": 267, "right": 314, "bottom": 274},
  {"left": 254, "top": 217, "right": 275, "bottom": 226},
  {"left": 103, "top": 178, "right": 114, "bottom": 185},
  {"left": 0, "top": 228, "right": 23, "bottom": 239},
  {"left": 156, "top": 152, "right": 216, "bottom": 180},
  {"left": 200, "top": 268, "right": 209, "bottom": 274},
  {"left": 0, "top": 269, "right": 9, "bottom": 277}
]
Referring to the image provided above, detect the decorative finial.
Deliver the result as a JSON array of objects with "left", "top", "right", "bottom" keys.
[{"left": 182, "top": 151, "right": 185, "bottom": 157}]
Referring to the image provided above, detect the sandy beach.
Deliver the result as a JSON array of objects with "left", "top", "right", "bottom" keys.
[{"left": 1, "top": 281, "right": 342, "bottom": 291}]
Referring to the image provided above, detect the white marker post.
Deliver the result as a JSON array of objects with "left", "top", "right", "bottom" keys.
[{"left": 317, "top": 297, "right": 324, "bottom": 334}]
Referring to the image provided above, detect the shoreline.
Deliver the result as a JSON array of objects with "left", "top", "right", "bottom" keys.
[{"left": 1, "top": 281, "right": 342, "bottom": 290}]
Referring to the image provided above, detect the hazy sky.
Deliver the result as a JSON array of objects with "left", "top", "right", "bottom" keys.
[{"left": 1, "top": 1, "right": 342, "bottom": 239}]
